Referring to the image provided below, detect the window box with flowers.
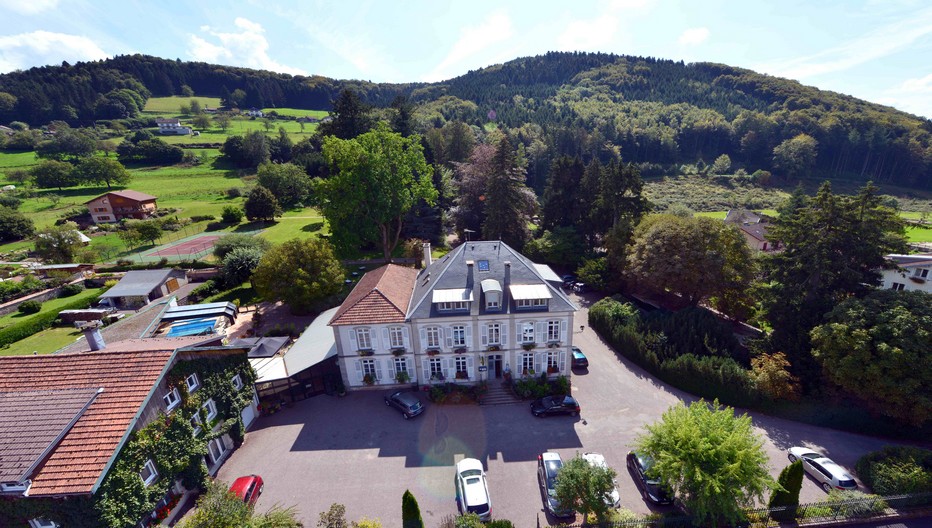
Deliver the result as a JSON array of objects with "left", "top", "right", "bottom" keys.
[
  {"left": 522, "top": 343, "right": 536, "bottom": 351},
  {"left": 391, "top": 347, "right": 406, "bottom": 357},
  {"left": 357, "top": 349, "right": 374, "bottom": 357},
  {"left": 454, "top": 347, "right": 467, "bottom": 354},
  {"left": 455, "top": 371, "right": 469, "bottom": 380},
  {"left": 547, "top": 342, "right": 561, "bottom": 348},
  {"left": 430, "top": 372, "right": 445, "bottom": 381},
  {"left": 487, "top": 344, "right": 501, "bottom": 352},
  {"left": 547, "top": 366, "right": 560, "bottom": 374},
  {"left": 426, "top": 349, "right": 440, "bottom": 356},
  {"left": 362, "top": 373, "right": 376, "bottom": 385}
]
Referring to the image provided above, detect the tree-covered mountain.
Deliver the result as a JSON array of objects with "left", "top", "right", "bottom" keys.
[{"left": 1, "top": 52, "right": 930, "bottom": 189}]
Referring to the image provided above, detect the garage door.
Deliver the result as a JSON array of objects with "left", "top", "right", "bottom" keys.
[{"left": 241, "top": 402, "right": 258, "bottom": 429}]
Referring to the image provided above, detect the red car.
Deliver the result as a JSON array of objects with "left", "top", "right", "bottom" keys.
[{"left": 229, "top": 475, "right": 264, "bottom": 506}]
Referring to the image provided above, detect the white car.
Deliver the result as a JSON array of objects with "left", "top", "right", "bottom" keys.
[
  {"left": 581, "top": 452, "right": 620, "bottom": 507},
  {"left": 455, "top": 458, "right": 492, "bottom": 521},
  {"left": 787, "top": 447, "right": 857, "bottom": 492}
]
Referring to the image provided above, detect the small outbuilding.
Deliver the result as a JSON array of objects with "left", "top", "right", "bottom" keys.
[{"left": 99, "top": 269, "right": 187, "bottom": 309}]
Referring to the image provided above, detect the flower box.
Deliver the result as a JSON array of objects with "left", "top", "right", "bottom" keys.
[
  {"left": 547, "top": 366, "right": 560, "bottom": 374},
  {"left": 487, "top": 345, "right": 501, "bottom": 352},
  {"left": 426, "top": 349, "right": 440, "bottom": 356},
  {"left": 522, "top": 343, "right": 536, "bottom": 351},
  {"left": 547, "top": 341, "right": 561, "bottom": 348},
  {"left": 391, "top": 348, "right": 406, "bottom": 357},
  {"left": 357, "top": 349, "right": 374, "bottom": 357},
  {"left": 454, "top": 347, "right": 468, "bottom": 355}
]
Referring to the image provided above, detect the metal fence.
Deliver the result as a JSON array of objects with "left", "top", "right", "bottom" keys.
[{"left": 548, "top": 492, "right": 932, "bottom": 528}]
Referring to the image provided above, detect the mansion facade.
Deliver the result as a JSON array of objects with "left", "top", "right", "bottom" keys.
[{"left": 330, "top": 241, "right": 578, "bottom": 390}]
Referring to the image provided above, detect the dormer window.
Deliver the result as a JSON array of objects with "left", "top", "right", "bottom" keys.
[
  {"left": 481, "top": 279, "right": 503, "bottom": 311},
  {"left": 516, "top": 298, "right": 547, "bottom": 308},
  {"left": 433, "top": 288, "right": 473, "bottom": 312},
  {"left": 231, "top": 374, "right": 244, "bottom": 391},
  {"left": 510, "top": 284, "right": 552, "bottom": 310},
  {"left": 439, "top": 301, "right": 469, "bottom": 311}
]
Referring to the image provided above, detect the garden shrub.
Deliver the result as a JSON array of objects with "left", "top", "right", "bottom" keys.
[
  {"left": 60, "top": 282, "right": 85, "bottom": 297},
  {"left": 221, "top": 205, "right": 244, "bottom": 224},
  {"left": 189, "top": 215, "right": 216, "bottom": 223},
  {"left": 769, "top": 460, "right": 804, "bottom": 522},
  {"left": 824, "top": 490, "right": 887, "bottom": 518},
  {"left": 856, "top": 446, "right": 932, "bottom": 495},
  {"left": 18, "top": 300, "right": 42, "bottom": 314}
]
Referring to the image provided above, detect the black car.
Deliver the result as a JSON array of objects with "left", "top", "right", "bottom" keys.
[
  {"left": 571, "top": 346, "right": 589, "bottom": 369},
  {"left": 561, "top": 275, "right": 577, "bottom": 289},
  {"left": 384, "top": 390, "right": 425, "bottom": 419},
  {"left": 531, "top": 395, "right": 580, "bottom": 417},
  {"left": 626, "top": 451, "right": 673, "bottom": 505}
]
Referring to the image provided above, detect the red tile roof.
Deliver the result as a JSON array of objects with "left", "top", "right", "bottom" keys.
[
  {"left": 329, "top": 264, "right": 418, "bottom": 326},
  {"left": 0, "top": 349, "right": 175, "bottom": 496}
]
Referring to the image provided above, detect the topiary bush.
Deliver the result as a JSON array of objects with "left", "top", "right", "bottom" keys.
[
  {"left": 769, "top": 460, "right": 804, "bottom": 521},
  {"left": 18, "top": 300, "right": 42, "bottom": 314},
  {"left": 856, "top": 446, "right": 932, "bottom": 495},
  {"left": 402, "top": 489, "right": 424, "bottom": 528}
]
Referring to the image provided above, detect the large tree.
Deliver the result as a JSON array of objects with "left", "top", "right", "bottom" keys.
[
  {"left": 317, "top": 123, "right": 437, "bottom": 260},
  {"left": 251, "top": 238, "right": 345, "bottom": 314},
  {"left": 30, "top": 159, "right": 78, "bottom": 190},
  {"left": 34, "top": 222, "right": 84, "bottom": 263},
  {"left": 449, "top": 144, "right": 495, "bottom": 241},
  {"left": 637, "top": 400, "right": 777, "bottom": 526},
  {"left": 772, "top": 133, "right": 818, "bottom": 178},
  {"left": 75, "top": 157, "right": 131, "bottom": 188},
  {"left": 553, "top": 455, "right": 617, "bottom": 525},
  {"left": 256, "top": 162, "right": 312, "bottom": 208},
  {"left": 244, "top": 186, "right": 282, "bottom": 222},
  {"left": 35, "top": 124, "right": 97, "bottom": 162},
  {"left": 179, "top": 480, "right": 301, "bottom": 528},
  {"left": 317, "top": 88, "right": 374, "bottom": 140},
  {"left": 480, "top": 136, "right": 538, "bottom": 249},
  {"left": 810, "top": 289, "right": 931, "bottom": 427},
  {"left": 0, "top": 206, "right": 34, "bottom": 242}
]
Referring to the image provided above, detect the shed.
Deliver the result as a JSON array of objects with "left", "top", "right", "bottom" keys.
[{"left": 99, "top": 269, "right": 187, "bottom": 309}]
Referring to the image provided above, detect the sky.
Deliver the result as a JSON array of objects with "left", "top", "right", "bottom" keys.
[{"left": 1, "top": 0, "right": 931, "bottom": 118}]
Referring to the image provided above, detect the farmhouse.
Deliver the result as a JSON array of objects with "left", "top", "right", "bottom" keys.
[
  {"left": 724, "top": 208, "right": 780, "bottom": 252},
  {"left": 85, "top": 190, "right": 158, "bottom": 224},
  {"left": 99, "top": 269, "right": 187, "bottom": 309},
  {"left": 331, "top": 241, "right": 577, "bottom": 390},
  {"left": 155, "top": 117, "right": 192, "bottom": 135},
  {"left": 244, "top": 108, "right": 264, "bottom": 117},
  {"left": 0, "top": 340, "right": 258, "bottom": 528},
  {"left": 881, "top": 253, "right": 932, "bottom": 293}
]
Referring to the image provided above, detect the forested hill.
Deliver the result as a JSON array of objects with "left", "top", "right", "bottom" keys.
[{"left": 1, "top": 52, "right": 930, "bottom": 189}]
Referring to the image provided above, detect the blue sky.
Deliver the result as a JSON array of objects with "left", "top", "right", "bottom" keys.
[{"left": 1, "top": 0, "right": 931, "bottom": 118}]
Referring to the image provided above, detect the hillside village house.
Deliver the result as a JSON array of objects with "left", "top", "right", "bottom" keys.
[
  {"left": 155, "top": 118, "right": 192, "bottom": 135},
  {"left": 85, "top": 190, "right": 158, "bottom": 224},
  {"left": 0, "top": 337, "right": 258, "bottom": 528},
  {"left": 330, "top": 241, "right": 578, "bottom": 390},
  {"left": 724, "top": 209, "right": 780, "bottom": 252},
  {"left": 881, "top": 253, "right": 932, "bottom": 293}
]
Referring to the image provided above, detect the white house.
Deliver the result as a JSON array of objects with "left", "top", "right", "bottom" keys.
[
  {"left": 155, "top": 118, "right": 192, "bottom": 135},
  {"left": 330, "top": 241, "right": 578, "bottom": 390},
  {"left": 880, "top": 254, "right": 932, "bottom": 293},
  {"left": 244, "top": 108, "right": 264, "bottom": 117}
]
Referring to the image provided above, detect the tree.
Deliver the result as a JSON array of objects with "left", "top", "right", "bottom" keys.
[
  {"left": 75, "top": 157, "right": 131, "bottom": 189},
  {"left": 244, "top": 186, "right": 282, "bottom": 222},
  {"left": 180, "top": 479, "right": 301, "bottom": 528},
  {"left": 450, "top": 144, "right": 495, "bottom": 240},
  {"left": 230, "top": 89, "right": 247, "bottom": 108},
  {"left": 317, "top": 88, "right": 374, "bottom": 139},
  {"left": 262, "top": 118, "right": 273, "bottom": 132},
  {"left": 30, "top": 159, "right": 78, "bottom": 190},
  {"left": 480, "top": 136, "right": 539, "bottom": 249},
  {"left": 0, "top": 207, "right": 35, "bottom": 242},
  {"left": 133, "top": 220, "right": 162, "bottom": 246},
  {"left": 252, "top": 238, "right": 345, "bottom": 314},
  {"left": 34, "top": 222, "right": 84, "bottom": 263},
  {"left": 750, "top": 352, "right": 801, "bottom": 401},
  {"left": 189, "top": 100, "right": 202, "bottom": 115},
  {"left": 810, "top": 289, "right": 931, "bottom": 427},
  {"left": 540, "top": 156, "right": 586, "bottom": 232},
  {"left": 711, "top": 153, "right": 732, "bottom": 175},
  {"left": 212, "top": 233, "right": 271, "bottom": 260},
  {"left": 772, "top": 134, "right": 818, "bottom": 177},
  {"left": 180, "top": 85, "right": 194, "bottom": 97},
  {"left": 390, "top": 95, "right": 415, "bottom": 137},
  {"left": 553, "top": 455, "right": 617, "bottom": 524},
  {"left": 193, "top": 114, "right": 212, "bottom": 130},
  {"left": 627, "top": 215, "right": 754, "bottom": 313},
  {"left": 401, "top": 489, "right": 424, "bottom": 528},
  {"left": 317, "top": 503, "right": 348, "bottom": 528},
  {"left": 221, "top": 246, "right": 264, "bottom": 286},
  {"left": 318, "top": 124, "right": 437, "bottom": 260},
  {"left": 221, "top": 205, "right": 244, "bottom": 224},
  {"left": 216, "top": 114, "right": 232, "bottom": 132},
  {"left": 257, "top": 162, "right": 312, "bottom": 208},
  {"left": 768, "top": 461, "right": 804, "bottom": 522},
  {"left": 35, "top": 125, "right": 97, "bottom": 162},
  {"left": 637, "top": 400, "right": 777, "bottom": 526}
]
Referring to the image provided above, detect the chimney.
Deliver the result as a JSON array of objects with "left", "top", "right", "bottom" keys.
[
  {"left": 83, "top": 322, "right": 106, "bottom": 351},
  {"left": 422, "top": 242, "right": 432, "bottom": 268}
]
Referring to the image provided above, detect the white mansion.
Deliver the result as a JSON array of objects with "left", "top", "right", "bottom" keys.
[{"left": 329, "top": 241, "right": 579, "bottom": 390}]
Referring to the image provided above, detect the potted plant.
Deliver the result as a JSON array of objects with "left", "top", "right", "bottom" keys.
[
  {"left": 395, "top": 371, "right": 410, "bottom": 384},
  {"left": 391, "top": 347, "right": 406, "bottom": 356},
  {"left": 547, "top": 366, "right": 560, "bottom": 374},
  {"left": 334, "top": 380, "right": 346, "bottom": 397},
  {"left": 522, "top": 342, "right": 536, "bottom": 351},
  {"left": 362, "top": 373, "right": 375, "bottom": 386}
]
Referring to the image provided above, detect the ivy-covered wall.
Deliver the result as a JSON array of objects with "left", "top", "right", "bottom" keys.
[{"left": 0, "top": 352, "right": 256, "bottom": 528}]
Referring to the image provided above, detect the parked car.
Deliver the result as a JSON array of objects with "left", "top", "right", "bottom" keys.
[
  {"left": 531, "top": 395, "right": 580, "bottom": 417},
  {"left": 571, "top": 346, "right": 589, "bottom": 369},
  {"left": 787, "top": 447, "right": 857, "bottom": 492},
  {"left": 572, "top": 282, "right": 588, "bottom": 293},
  {"left": 229, "top": 475, "right": 264, "bottom": 507},
  {"left": 626, "top": 451, "right": 673, "bottom": 505},
  {"left": 538, "top": 452, "right": 575, "bottom": 518},
  {"left": 454, "top": 458, "right": 492, "bottom": 521},
  {"left": 561, "top": 275, "right": 577, "bottom": 289},
  {"left": 384, "top": 390, "right": 425, "bottom": 419},
  {"left": 582, "top": 452, "right": 620, "bottom": 507}
]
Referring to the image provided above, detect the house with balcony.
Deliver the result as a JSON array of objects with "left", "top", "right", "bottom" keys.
[
  {"left": 85, "top": 190, "right": 158, "bottom": 224},
  {"left": 880, "top": 253, "right": 932, "bottom": 293},
  {"left": 330, "top": 241, "right": 577, "bottom": 390}
]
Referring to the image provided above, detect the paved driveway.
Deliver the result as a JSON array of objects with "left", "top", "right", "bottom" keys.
[{"left": 218, "top": 293, "right": 926, "bottom": 527}]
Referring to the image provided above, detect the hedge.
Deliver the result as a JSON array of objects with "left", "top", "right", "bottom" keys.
[
  {"left": 0, "top": 294, "right": 99, "bottom": 347},
  {"left": 855, "top": 446, "right": 932, "bottom": 495}
]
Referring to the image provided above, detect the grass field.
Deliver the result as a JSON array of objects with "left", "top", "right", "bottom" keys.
[
  {"left": 0, "top": 288, "right": 104, "bottom": 331},
  {"left": 263, "top": 108, "right": 328, "bottom": 119},
  {"left": 906, "top": 225, "right": 932, "bottom": 243},
  {"left": 0, "top": 150, "right": 37, "bottom": 169},
  {"left": 0, "top": 326, "right": 84, "bottom": 355},
  {"left": 143, "top": 96, "right": 222, "bottom": 113}
]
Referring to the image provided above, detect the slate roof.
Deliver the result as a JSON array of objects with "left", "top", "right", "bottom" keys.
[
  {"left": 329, "top": 264, "right": 418, "bottom": 326},
  {"left": 230, "top": 336, "right": 291, "bottom": 358},
  {"left": 99, "top": 269, "right": 174, "bottom": 298},
  {"left": 0, "top": 349, "right": 175, "bottom": 496},
  {"left": 887, "top": 254, "right": 932, "bottom": 267},
  {"left": 738, "top": 222, "right": 769, "bottom": 242},
  {"left": 408, "top": 241, "right": 577, "bottom": 319}
]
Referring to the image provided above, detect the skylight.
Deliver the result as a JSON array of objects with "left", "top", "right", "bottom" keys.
[{"left": 477, "top": 260, "right": 490, "bottom": 272}]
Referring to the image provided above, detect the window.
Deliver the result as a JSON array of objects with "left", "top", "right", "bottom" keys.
[
  {"left": 97, "top": 216, "right": 111, "bottom": 221},
  {"left": 389, "top": 326, "right": 405, "bottom": 348},
  {"left": 29, "top": 519, "right": 59, "bottom": 528},
  {"left": 394, "top": 357, "right": 408, "bottom": 375},
  {"left": 185, "top": 373, "right": 200, "bottom": 392},
  {"left": 477, "top": 260, "right": 490, "bottom": 271},
  {"left": 140, "top": 459, "right": 158, "bottom": 486},
  {"left": 361, "top": 359, "right": 377, "bottom": 380},
  {"left": 547, "top": 320, "right": 561, "bottom": 342},
  {"left": 93, "top": 207, "right": 107, "bottom": 212},
  {"left": 521, "top": 353, "right": 535, "bottom": 374},
  {"left": 429, "top": 358, "right": 443, "bottom": 379},
  {"left": 891, "top": 282, "right": 906, "bottom": 291},
  {"left": 451, "top": 325, "right": 466, "bottom": 347},
  {"left": 162, "top": 388, "right": 180, "bottom": 411},
  {"left": 455, "top": 356, "right": 468, "bottom": 379},
  {"left": 231, "top": 374, "right": 244, "bottom": 391},
  {"left": 516, "top": 298, "right": 547, "bottom": 308},
  {"left": 202, "top": 399, "right": 218, "bottom": 421},
  {"left": 355, "top": 328, "right": 372, "bottom": 349},
  {"left": 487, "top": 323, "right": 501, "bottom": 345},
  {"left": 547, "top": 351, "right": 560, "bottom": 372},
  {"left": 522, "top": 322, "right": 535, "bottom": 343},
  {"left": 486, "top": 297, "right": 500, "bottom": 310},
  {"left": 207, "top": 437, "right": 227, "bottom": 465},
  {"left": 439, "top": 301, "right": 468, "bottom": 311},
  {"left": 915, "top": 268, "right": 930, "bottom": 278},
  {"left": 426, "top": 327, "right": 441, "bottom": 348},
  {"left": 190, "top": 414, "right": 202, "bottom": 435}
]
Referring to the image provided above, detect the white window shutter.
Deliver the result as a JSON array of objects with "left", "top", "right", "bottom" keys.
[
  {"left": 419, "top": 327, "right": 426, "bottom": 348},
  {"left": 560, "top": 320, "right": 567, "bottom": 341},
  {"left": 480, "top": 325, "right": 488, "bottom": 346},
  {"left": 445, "top": 358, "right": 454, "bottom": 379},
  {"left": 375, "top": 361, "right": 383, "bottom": 381},
  {"left": 445, "top": 329, "right": 453, "bottom": 348},
  {"left": 465, "top": 326, "right": 472, "bottom": 348},
  {"left": 388, "top": 359, "right": 396, "bottom": 379},
  {"left": 381, "top": 328, "right": 390, "bottom": 348},
  {"left": 349, "top": 329, "right": 357, "bottom": 348},
  {"left": 423, "top": 359, "right": 431, "bottom": 380},
  {"left": 559, "top": 350, "right": 567, "bottom": 371},
  {"left": 402, "top": 327, "right": 410, "bottom": 347},
  {"left": 516, "top": 323, "right": 523, "bottom": 342},
  {"left": 407, "top": 358, "right": 414, "bottom": 381},
  {"left": 467, "top": 356, "right": 474, "bottom": 378},
  {"left": 534, "top": 353, "right": 542, "bottom": 374},
  {"left": 536, "top": 322, "right": 546, "bottom": 343},
  {"left": 354, "top": 360, "right": 363, "bottom": 383},
  {"left": 501, "top": 324, "right": 508, "bottom": 346}
]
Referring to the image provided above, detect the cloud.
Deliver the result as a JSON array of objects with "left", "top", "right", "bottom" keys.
[
  {"left": 878, "top": 73, "right": 932, "bottom": 118},
  {"left": 0, "top": 0, "right": 58, "bottom": 15},
  {"left": 556, "top": 0, "right": 655, "bottom": 53},
  {"left": 187, "top": 17, "right": 306, "bottom": 75},
  {"left": 0, "top": 31, "right": 108, "bottom": 73},
  {"left": 423, "top": 10, "right": 514, "bottom": 82},
  {"left": 678, "top": 27, "right": 710, "bottom": 46},
  {"left": 758, "top": 7, "right": 932, "bottom": 80}
]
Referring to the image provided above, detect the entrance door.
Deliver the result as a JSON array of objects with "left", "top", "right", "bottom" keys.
[{"left": 487, "top": 354, "right": 502, "bottom": 378}]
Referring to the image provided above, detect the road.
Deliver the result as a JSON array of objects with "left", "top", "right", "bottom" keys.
[{"left": 217, "top": 293, "right": 928, "bottom": 527}]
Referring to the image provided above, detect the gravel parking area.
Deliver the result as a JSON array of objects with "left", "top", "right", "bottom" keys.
[{"left": 216, "top": 293, "right": 920, "bottom": 527}]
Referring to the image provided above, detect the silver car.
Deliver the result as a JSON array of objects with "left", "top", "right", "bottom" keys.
[
  {"left": 581, "top": 452, "right": 620, "bottom": 507},
  {"left": 787, "top": 447, "right": 857, "bottom": 493}
]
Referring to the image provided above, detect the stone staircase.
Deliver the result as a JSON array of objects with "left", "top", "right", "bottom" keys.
[{"left": 479, "top": 381, "right": 524, "bottom": 406}]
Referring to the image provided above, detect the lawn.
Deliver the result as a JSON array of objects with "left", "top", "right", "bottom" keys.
[
  {"left": 0, "top": 150, "right": 37, "bottom": 169},
  {"left": 906, "top": 225, "right": 932, "bottom": 243},
  {"left": 143, "top": 96, "right": 222, "bottom": 113},
  {"left": 157, "top": 116, "right": 317, "bottom": 145},
  {"left": 0, "top": 326, "right": 84, "bottom": 355},
  {"left": 263, "top": 108, "right": 328, "bottom": 119},
  {"left": 251, "top": 207, "right": 329, "bottom": 245},
  {"left": 0, "top": 287, "right": 104, "bottom": 331}
]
